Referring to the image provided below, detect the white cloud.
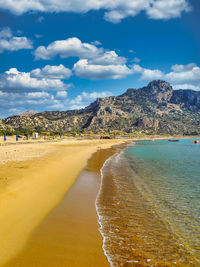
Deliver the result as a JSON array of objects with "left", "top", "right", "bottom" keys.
[
  {"left": 172, "top": 84, "right": 200, "bottom": 90},
  {"left": 31, "top": 64, "right": 72, "bottom": 79},
  {"left": 0, "top": 0, "right": 190, "bottom": 23},
  {"left": 70, "top": 91, "right": 112, "bottom": 109},
  {"left": 0, "top": 90, "right": 63, "bottom": 117},
  {"left": 73, "top": 59, "right": 132, "bottom": 80},
  {"left": 171, "top": 63, "right": 197, "bottom": 72},
  {"left": 0, "top": 27, "right": 32, "bottom": 53},
  {"left": 140, "top": 69, "right": 164, "bottom": 81},
  {"left": 91, "top": 40, "right": 102, "bottom": 46},
  {"left": 0, "top": 88, "right": 112, "bottom": 117},
  {"left": 56, "top": 91, "right": 68, "bottom": 98},
  {"left": 0, "top": 27, "right": 12, "bottom": 38},
  {"left": 166, "top": 64, "right": 200, "bottom": 84},
  {"left": 0, "top": 68, "right": 70, "bottom": 91},
  {"left": 131, "top": 57, "right": 140, "bottom": 63},
  {"left": 90, "top": 51, "right": 127, "bottom": 65},
  {"left": 34, "top": 37, "right": 131, "bottom": 80},
  {"left": 26, "top": 91, "right": 51, "bottom": 98},
  {"left": 34, "top": 37, "right": 102, "bottom": 60},
  {"left": 131, "top": 64, "right": 164, "bottom": 80},
  {"left": 131, "top": 63, "right": 200, "bottom": 90},
  {"left": 146, "top": 0, "right": 191, "bottom": 19}
]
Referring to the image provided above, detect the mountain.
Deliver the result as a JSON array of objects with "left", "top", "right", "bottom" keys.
[
  {"left": 18, "top": 110, "right": 38, "bottom": 117},
  {"left": 2, "top": 80, "right": 200, "bottom": 135}
]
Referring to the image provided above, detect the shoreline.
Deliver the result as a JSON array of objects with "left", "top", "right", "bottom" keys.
[
  {"left": 0, "top": 135, "right": 195, "bottom": 165},
  {"left": 95, "top": 141, "right": 198, "bottom": 266},
  {"left": 0, "top": 139, "right": 127, "bottom": 266},
  {"left": 5, "top": 144, "right": 123, "bottom": 267},
  {"left": 1, "top": 137, "right": 198, "bottom": 266}
]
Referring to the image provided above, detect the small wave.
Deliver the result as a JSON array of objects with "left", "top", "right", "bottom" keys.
[
  {"left": 95, "top": 153, "right": 117, "bottom": 267},
  {"left": 95, "top": 147, "right": 197, "bottom": 266}
]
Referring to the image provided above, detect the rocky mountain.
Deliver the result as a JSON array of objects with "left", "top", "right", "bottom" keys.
[
  {"left": 18, "top": 110, "right": 38, "bottom": 117},
  {"left": 2, "top": 80, "right": 200, "bottom": 135}
]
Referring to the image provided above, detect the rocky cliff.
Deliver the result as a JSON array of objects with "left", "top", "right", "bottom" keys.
[{"left": 2, "top": 80, "right": 200, "bottom": 135}]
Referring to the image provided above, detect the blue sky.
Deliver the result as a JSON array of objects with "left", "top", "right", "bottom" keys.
[{"left": 0, "top": 0, "right": 199, "bottom": 117}]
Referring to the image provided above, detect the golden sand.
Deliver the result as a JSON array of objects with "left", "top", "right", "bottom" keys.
[{"left": 0, "top": 139, "right": 125, "bottom": 266}]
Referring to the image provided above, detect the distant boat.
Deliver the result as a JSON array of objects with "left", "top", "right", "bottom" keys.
[
  {"left": 191, "top": 140, "right": 199, "bottom": 144},
  {"left": 168, "top": 139, "right": 180, "bottom": 142}
]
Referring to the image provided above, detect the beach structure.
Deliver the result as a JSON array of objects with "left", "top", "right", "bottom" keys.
[{"left": 33, "top": 132, "right": 38, "bottom": 139}]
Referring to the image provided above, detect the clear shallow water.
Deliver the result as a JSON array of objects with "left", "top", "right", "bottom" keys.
[{"left": 96, "top": 139, "right": 200, "bottom": 266}]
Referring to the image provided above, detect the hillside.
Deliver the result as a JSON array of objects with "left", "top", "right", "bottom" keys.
[{"left": 2, "top": 80, "right": 200, "bottom": 135}]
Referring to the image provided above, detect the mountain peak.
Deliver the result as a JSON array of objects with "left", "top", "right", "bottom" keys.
[
  {"left": 145, "top": 80, "right": 173, "bottom": 103},
  {"left": 2, "top": 81, "right": 200, "bottom": 136},
  {"left": 18, "top": 110, "right": 37, "bottom": 117},
  {"left": 147, "top": 80, "right": 172, "bottom": 92}
]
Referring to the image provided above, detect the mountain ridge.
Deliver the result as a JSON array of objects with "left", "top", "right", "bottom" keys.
[{"left": 1, "top": 80, "right": 200, "bottom": 135}]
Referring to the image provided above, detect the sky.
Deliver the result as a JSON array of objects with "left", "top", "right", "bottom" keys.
[{"left": 0, "top": 0, "right": 199, "bottom": 118}]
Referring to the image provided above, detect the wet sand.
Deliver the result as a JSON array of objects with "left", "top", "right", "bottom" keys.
[
  {"left": 0, "top": 139, "right": 125, "bottom": 266},
  {"left": 4, "top": 147, "right": 118, "bottom": 267}
]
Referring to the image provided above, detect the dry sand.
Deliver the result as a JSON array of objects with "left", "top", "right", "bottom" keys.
[{"left": 0, "top": 139, "right": 126, "bottom": 266}]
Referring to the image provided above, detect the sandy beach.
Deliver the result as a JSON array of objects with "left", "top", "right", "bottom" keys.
[{"left": 0, "top": 138, "right": 126, "bottom": 266}]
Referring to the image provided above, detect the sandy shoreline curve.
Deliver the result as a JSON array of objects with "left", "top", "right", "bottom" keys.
[{"left": 0, "top": 139, "right": 127, "bottom": 266}]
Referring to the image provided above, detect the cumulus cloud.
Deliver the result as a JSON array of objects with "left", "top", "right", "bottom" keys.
[
  {"left": 56, "top": 91, "right": 68, "bottom": 98},
  {"left": 140, "top": 69, "right": 164, "bottom": 81},
  {"left": 146, "top": 0, "right": 191, "bottom": 19},
  {"left": 0, "top": 27, "right": 12, "bottom": 38},
  {"left": 73, "top": 59, "right": 132, "bottom": 80},
  {"left": 171, "top": 63, "right": 197, "bottom": 73},
  {"left": 34, "top": 37, "right": 102, "bottom": 60},
  {"left": 90, "top": 51, "right": 127, "bottom": 65},
  {"left": 0, "top": 68, "right": 71, "bottom": 91},
  {"left": 0, "top": 87, "right": 112, "bottom": 117},
  {"left": 70, "top": 91, "right": 112, "bottom": 109},
  {"left": 34, "top": 37, "right": 131, "bottom": 80},
  {"left": 166, "top": 63, "right": 200, "bottom": 84},
  {"left": 0, "top": 90, "right": 64, "bottom": 117},
  {"left": 173, "top": 84, "right": 200, "bottom": 90},
  {"left": 31, "top": 64, "right": 72, "bottom": 79},
  {"left": 131, "top": 64, "right": 164, "bottom": 80},
  {"left": 131, "top": 63, "right": 200, "bottom": 90},
  {"left": 0, "top": 27, "right": 32, "bottom": 53},
  {"left": 0, "top": 0, "right": 191, "bottom": 23},
  {"left": 131, "top": 57, "right": 140, "bottom": 63}
]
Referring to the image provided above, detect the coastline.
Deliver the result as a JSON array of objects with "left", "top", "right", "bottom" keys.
[
  {"left": 95, "top": 139, "right": 199, "bottom": 266},
  {"left": 1, "top": 136, "right": 199, "bottom": 266},
  {"left": 0, "top": 139, "right": 127, "bottom": 266}
]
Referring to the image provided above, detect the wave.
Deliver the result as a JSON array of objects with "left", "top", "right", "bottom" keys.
[{"left": 95, "top": 147, "right": 197, "bottom": 266}]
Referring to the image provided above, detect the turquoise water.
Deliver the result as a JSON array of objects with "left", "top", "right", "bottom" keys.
[
  {"left": 96, "top": 139, "right": 200, "bottom": 266},
  {"left": 125, "top": 139, "right": 200, "bottom": 263}
]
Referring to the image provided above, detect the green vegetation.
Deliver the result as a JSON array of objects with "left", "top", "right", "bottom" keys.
[{"left": 2, "top": 81, "right": 200, "bottom": 136}]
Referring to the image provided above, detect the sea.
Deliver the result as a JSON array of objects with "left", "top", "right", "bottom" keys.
[{"left": 96, "top": 139, "right": 200, "bottom": 266}]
